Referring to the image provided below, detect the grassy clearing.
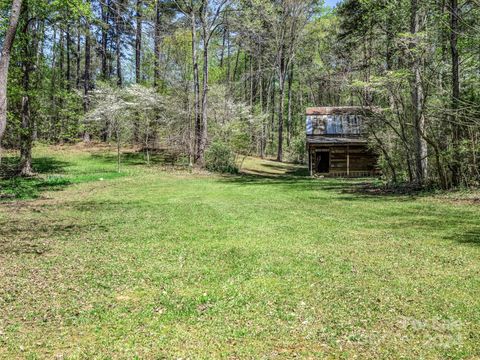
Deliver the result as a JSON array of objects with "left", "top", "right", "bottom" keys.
[
  {"left": 0, "top": 144, "right": 184, "bottom": 200},
  {"left": 0, "top": 145, "right": 125, "bottom": 200},
  {"left": 0, "top": 146, "right": 479, "bottom": 358}
]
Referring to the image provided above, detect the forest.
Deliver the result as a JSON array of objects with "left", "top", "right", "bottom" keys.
[
  {"left": 1, "top": 1, "right": 480, "bottom": 358},
  {"left": 0, "top": 0, "right": 478, "bottom": 187}
]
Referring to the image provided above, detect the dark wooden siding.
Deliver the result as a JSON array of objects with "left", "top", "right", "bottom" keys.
[{"left": 309, "top": 144, "right": 378, "bottom": 177}]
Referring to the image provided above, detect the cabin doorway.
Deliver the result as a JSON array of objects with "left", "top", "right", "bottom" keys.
[{"left": 315, "top": 151, "right": 330, "bottom": 173}]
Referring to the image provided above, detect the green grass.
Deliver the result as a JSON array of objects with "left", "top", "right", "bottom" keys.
[
  {"left": 0, "top": 145, "right": 129, "bottom": 199},
  {"left": 0, "top": 146, "right": 479, "bottom": 358}
]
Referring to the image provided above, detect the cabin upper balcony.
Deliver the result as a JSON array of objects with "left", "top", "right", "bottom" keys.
[{"left": 306, "top": 106, "right": 371, "bottom": 139}]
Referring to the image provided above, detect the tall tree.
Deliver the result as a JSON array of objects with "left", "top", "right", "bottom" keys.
[
  {"left": 100, "top": 0, "right": 109, "bottom": 80},
  {"left": 154, "top": 0, "right": 161, "bottom": 88},
  {"left": 271, "top": 0, "right": 314, "bottom": 162},
  {"left": 83, "top": 5, "right": 92, "bottom": 142},
  {"left": 66, "top": 24, "right": 72, "bottom": 90},
  {"left": 0, "top": 0, "right": 23, "bottom": 144},
  {"left": 197, "top": 0, "right": 228, "bottom": 165},
  {"left": 135, "top": 0, "right": 142, "bottom": 83},
  {"left": 18, "top": 0, "right": 40, "bottom": 175},
  {"left": 76, "top": 30, "right": 81, "bottom": 89},
  {"left": 450, "top": 0, "right": 461, "bottom": 186},
  {"left": 410, "top": 0, "right": 428, "bottom": 183},
  {"left": 173, "top": 0, "right": 202, "bottom": 163},
  {"left": 115, "top": 0, "right": 123, "bottom": 86}
]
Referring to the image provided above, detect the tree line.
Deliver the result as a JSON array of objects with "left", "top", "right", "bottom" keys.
[{"left": 0, "top": 0, "right": 478, "bottom": 187}]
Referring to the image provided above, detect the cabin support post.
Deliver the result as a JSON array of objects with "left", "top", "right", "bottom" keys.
[
  {"left": 347, "top": 145, "right": 350, "bottom": 177},
  {"left": 309, "top": 148, "right": 313, "bottom": 176}
]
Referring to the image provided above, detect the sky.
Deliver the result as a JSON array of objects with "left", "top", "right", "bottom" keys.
[{"left": 324, "top": 0, "right": 341, "bottom": 7}]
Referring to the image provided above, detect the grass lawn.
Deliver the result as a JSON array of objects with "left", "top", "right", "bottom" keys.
[{"left": 1, "top": 145, "right": 479, "bottom": 359}]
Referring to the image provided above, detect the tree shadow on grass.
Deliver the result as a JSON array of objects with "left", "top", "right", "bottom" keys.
[
  {"left": 218, "top": 173, "right": 365, "bottom": 202},
  {"left": 89, "top": 150, "right": 189, "bottom": 168},
  {"left": 222, "top": 171, "right": 444, "bottom": 208},
  {"left": 0, "top": 217, "right": 107, "bottom": 255},
  {"left": 227, "top": 161, "right": 439, "bottom": 202},
  {"left": 0, "top": 156, "right": 70, "bottom": 178},
  {"left": 261, "top": 163, "right": 310, "bottom": 177},
  {"left": 0, "top": 156, "right": 72, "bottom": 200},
  {"left": 448, "top": 229, "right": 480, "bottom": 246},
  {"left": 89, "top": 152, "right": 147, "bottom": 166},
  {"left": 222, "top": 162, "right": 374, "bottom": 193}
]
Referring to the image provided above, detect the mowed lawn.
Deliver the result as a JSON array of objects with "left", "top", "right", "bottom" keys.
[{"left": 1, "top": 146, "right": 479, "bottom": 359}]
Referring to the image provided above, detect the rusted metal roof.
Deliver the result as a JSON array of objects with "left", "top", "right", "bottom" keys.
[
  {"left": 306, "top": 136, "right": 368, "bottom": 145},
  {"left": 306, "top": 107, "right": 371, "bottom": 116}
]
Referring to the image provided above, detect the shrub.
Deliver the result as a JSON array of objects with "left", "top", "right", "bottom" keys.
[
  {"left": 285, "top": 136, "right": 307, "bottom": 164},
  {"left": 205, "top": 142, "right": 239, "bottom": 174}
]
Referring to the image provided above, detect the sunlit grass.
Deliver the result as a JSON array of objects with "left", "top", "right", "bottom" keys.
[{"left": 0, "top": 145, "right": 479, "bottom": 358}]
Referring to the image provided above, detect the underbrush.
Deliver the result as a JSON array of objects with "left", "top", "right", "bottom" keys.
[{"left": 205, "top": 142, "right": 239, "bottom": 174}]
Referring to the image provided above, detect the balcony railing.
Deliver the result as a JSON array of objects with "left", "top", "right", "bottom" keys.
[{"left": 306, "top": 114, "right": 364, "bottom": 136}]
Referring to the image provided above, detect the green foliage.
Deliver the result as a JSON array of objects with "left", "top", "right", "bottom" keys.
[
  {"left": 285, "top": 135, "right": 307, "bottom": 164},
  {"left": 206, "top": 85, "right": 264, "bottom": 156},
  {"left": 3, "top": 0, "right": 479, "bottom": 187},
  {"left": 333, "top": 0, "right": 480, "bottom": 188},
  {"left": 205, "top": 141, "right": 238, "bottom": 174}
]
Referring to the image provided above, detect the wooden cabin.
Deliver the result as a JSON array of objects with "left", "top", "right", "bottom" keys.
[{"left": 306, "top": 107, "right": 378, "bottom": 177}]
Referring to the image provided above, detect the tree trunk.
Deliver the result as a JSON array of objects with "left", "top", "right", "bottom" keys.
[
  {"left": 32, "top": 20, "right": 44, "bottom": 141},
  {"left": 226, "top": 18, "right": 231, "bottom": 88},
  {"left": 83, "top": 14, "right": 91, "bottom": 142},
  {"left": 198, "top": 25, "right": 209, "bottom": 166},
  {"left": 270, "top": 76, "right": 276, "bottom": 150},
  {"left": 19, "top": 70, "right": 33, "bottom": 175},
  {"left": 59, "top": 30, "right": 65, "bottom": 87},
  {"left": 243, "top": 52, "right": 247, "bottom": 102},
  {"left": 19, "top": 6, "right": 34, "bottom": 176},
  {"left": 259, "top": 57, "right": 265, "bottom": 158},
  {"left": 286, "top": 63, "right": 294, "bottom": 147},
  {"left": 115, "top": 3, "right": 123, "bottom": 87},
  {"left": 249, "top": 53, "right": 254, "bottom": 108},
  {"left": 107, "top": 1, "right": 114, "bottom": 78},
  {"left": 51, "top": 27, "right": 58, "bottom": 138},
  {"left": 277, "top": 45, "right": 287, "bottom": 162},
  {"left": 450, "top": 0, "right": 461, "bottom": 186},
  {"left": 76, "top": 30, "right": 81, "bottom": 89},
  {"left": 135, "top": 0, "right": 142, "bottom": 83},
  {"left": 84, "top": 21, "right": 91, "bottom": 93},
  {"left": 116, "top": 127, "right": 121, "bottom": 173},
  {"left": 101, "top": 0, "right": 109, "bottom": 80},
  {"left": 58, "top": 29, "right": 65, "bottom": 138},
  {"left": 191, "top": 10, "right": 201, "bottom": 164},
  {"left": 220, "top": 20, "right": 226, "bottom": 68},
  {"left": 195, "top": 0, "right": 227, "bottom": 165},
  {"left": 410, "top": 0, "right": 428, "bottom": 183},
  {"left": 232, "top": 48, "right": 240, "bottom": 84},
  {"left": 265, "top": 76, "right": 273, "bottom": 158},
  {"left": 0, "top": 0, "right": 23, "bottom": 144},
  {"left": 66, "top": 25, "right": 72, "bottom": 90},
  {"left": 277, "top": 72, "right": 285, "bottom": 162},
  {"left": 373, "top": 132, "right": 397, "bottom": 183},
  {"left": 154, "top": 0, "right": 161, "bottom": 88}
]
